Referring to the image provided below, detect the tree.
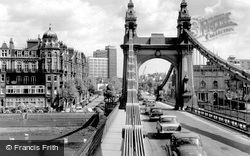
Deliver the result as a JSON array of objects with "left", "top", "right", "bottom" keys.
[
  {"left": 86, "top": 77, "right": 96, "bottom": 95},
  {"left": 74, "top": 76, "right": 86, "bottom": 101},
  {"left": 109, "top": 76, "right": 122, "bottom": 94},
  {"left": 61, "top": 79, "right": 78, "bottom": 109},
  {"left": 104, "top": 84, "right": 116, "bottom": 101}
]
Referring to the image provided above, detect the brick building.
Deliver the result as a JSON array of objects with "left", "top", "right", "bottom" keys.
[{"left": 193, "top": 62, "right": 229, "bottom": 104}]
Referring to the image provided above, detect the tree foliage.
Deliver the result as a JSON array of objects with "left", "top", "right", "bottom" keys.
[
  {"left": 74, "top": 76, "right": 86, "bottom": 95},
  {"left": 107, "top": 76, "right": 122, "bottom": 94},
  {"left": 104, "top": 84, "right": 116, "bottom": 100},
  {"left": 86, "top": 77, "right": 96, "bottom": 95},
  {"left": 61, "top": 79, "right": 78, "bottom": 103}
]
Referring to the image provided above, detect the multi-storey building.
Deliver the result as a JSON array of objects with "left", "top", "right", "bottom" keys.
[
  {"left": 0, "top": 27, "right": 88, "bottom": 110},
  {"left": 93, "top": 45, "right": 117, "bottom": 78},
  {"left": 227, "top": 55, "right": 250, "bottom": 70},
  {"left": 88, "top": 57, "right": 108, "bottom": 78},
  {"left": 193, "top": 62, "right": 229, "bottom": 104}
]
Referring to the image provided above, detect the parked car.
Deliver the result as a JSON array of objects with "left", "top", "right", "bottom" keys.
[
  {"left": 149, "top": 107, "right": 163, "bottom": 120},
  {"left": 75, "top": 105, "right": 84, "bottom": 113},
  {"left": 168, "top": 132, "right": 207, "bottom": 156},
  {"left": 144, "top": 100, "right": 156, "bottom": 115},
  {"left": 142, "top": 99, "right": 148, "bottom": 105},
  {"left": 156, "top": 115, "right": 181, "bottom": 134}
]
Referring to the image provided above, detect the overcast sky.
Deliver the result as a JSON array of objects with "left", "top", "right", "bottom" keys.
[{"left": 0, "top": 0, "right": 249, "bottom": 77}]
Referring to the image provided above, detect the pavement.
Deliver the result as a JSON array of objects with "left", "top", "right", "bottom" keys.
[{"left": 94, "top": 109, "right": 126, "bottom": 156}]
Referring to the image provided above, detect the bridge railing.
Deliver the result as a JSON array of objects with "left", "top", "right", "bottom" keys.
[
  {"left": 187, "top": 106, "right": 250, "bottom": 136},
  {"left": 202, "top": 104, "right": 250, "bottom": 122}
]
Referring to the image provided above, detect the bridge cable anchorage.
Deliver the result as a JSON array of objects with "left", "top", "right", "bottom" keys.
[{"left": 184, "top": 29, "right": 250, "bottom": 84}]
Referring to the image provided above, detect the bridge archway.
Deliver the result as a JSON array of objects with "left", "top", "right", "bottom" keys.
[
  {"left": 120, "top": 0, "right": 198, "bottom": 110},
  {"left": 138, "top": 58, "right": 172, "bottom": 100}
]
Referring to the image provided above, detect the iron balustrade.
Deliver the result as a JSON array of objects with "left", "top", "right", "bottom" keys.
[{"left": 187, "top": 106, "right": 250, "bottom": 136}]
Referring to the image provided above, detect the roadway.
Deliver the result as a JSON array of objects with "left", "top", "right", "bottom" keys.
[{"left": 141, "top": 95, "right": 250, "bottom": 156}]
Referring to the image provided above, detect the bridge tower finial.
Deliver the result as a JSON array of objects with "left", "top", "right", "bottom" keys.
[
  {"left": 125, "top": 0, "right": 137, "bottom": 38},
  {"left": 177, "top": 0, "right": 191, "bottom": 38}
]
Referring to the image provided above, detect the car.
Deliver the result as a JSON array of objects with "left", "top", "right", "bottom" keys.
[
  {"left": 168, "top": 132, "right": 207, "bottom": 156},
  {"left": 149, "top": 107, "right": 163, "bottom": 120},
  {"left": 75, "top": 105, "right": 84, "bottom": 113},
  {"left": 144, "top": 100, "right": 156, "bottom": 115},
  {"left": 142, "top": 99, "right": 148, "bottom": 105},
  {"left": 156, "top": 115, "right": 181, "bottom": 134}
]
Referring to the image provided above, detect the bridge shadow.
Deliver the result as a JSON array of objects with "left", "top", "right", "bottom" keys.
[
  {"left": 146, "top": 132, "right": 171, "bottom": 140},
  {"left": 181, "top": 123, "right": 250, "bottom": 154}
]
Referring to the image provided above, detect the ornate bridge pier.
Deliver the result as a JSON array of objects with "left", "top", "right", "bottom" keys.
[{"left": 120, "top": 0, "right": 197, "bottom": 110}]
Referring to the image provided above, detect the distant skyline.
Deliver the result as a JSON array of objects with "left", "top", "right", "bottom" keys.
[{"left": 0, "top": 0, "right": 249, "bottom": 77}]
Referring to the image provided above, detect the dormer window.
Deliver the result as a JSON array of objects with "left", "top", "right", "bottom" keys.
[
  {"left": 24, "top": 51, "right": 29, "bottom": 57},
  {"left": 17, "top": 51, "right": 22, "bottom": 57},
  {"left": 2, "top": 50, "right": 7, "bottom": 57}
]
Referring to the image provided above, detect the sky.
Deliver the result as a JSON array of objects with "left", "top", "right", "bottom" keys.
[{"left": 0, "top": 0, "right": 249, "bottom": 77}]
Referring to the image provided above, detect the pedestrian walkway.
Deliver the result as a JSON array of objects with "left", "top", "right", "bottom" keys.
[{"left": 94, "top": 109, "right": 126, "bottom": 156}]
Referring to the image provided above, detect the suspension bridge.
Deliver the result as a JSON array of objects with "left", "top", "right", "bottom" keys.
[{"left": 78, "top": 0, "right": 250, "bottom": 155}]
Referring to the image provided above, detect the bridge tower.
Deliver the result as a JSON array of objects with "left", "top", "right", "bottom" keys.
[
  {"left": 121, "top": 0, "right": 138, "bottom": 108},
  {"left": 121, "top": 0, "right": 197, "bottom": 110},
  {"left": 176, "top": 0, "right": 197, "bottom": 109}
]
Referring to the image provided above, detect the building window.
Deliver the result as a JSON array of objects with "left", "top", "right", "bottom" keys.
[
  {"left": 24, "top": 88, "right": 29, "bottom": 94},
  {"left": 47, "top": 87, "right": 51, "bottom": 94},
  {"left": 54, "top": 58, "right": 57, "bottom": 69},
  {"left": 24, "top": 76, "right": 29, "bottom": 84},
  {"left": 7, "top": 87, "right": 14, "bottom": 94},
  {"left": 17, "top": 62, "right": 22, "bottom": 72},
  {"left": 31, "top": 51, "right": 36, "bottom": 57},
  {"left": 48, "top": 63, "right": 51, "bottom": 72},
  {"left": 24, "top": 51, "right": 29, "bottom": 57},
  {"left": 31, "top": 63, "right": 36, "bottom": 72},
  {"left": 17, "top": 51, "right": 22, "bottom": 57},
  {"left": 200, "top": 81, "right": 206, "bottom": 88},
  {"left": 2, "top": 62, "right": 7, "bottom": 72},
  {"left": 24, "top": 63, "right": 29, "bottom": 72},
  {"left": 213, "top": 81, "right": 218, "bottom": 89},
  {"left": 37, "top": 86, "right": 44, "bottom": 94},
  {"left": 1, "top": 74, "right": 5, "bottom": 82},
  {"left": 201, "top": 69, "right": 205, "bottom": 75},
  {"left": 48, "top": 52, "right": 51, "bottom": 57},
  {"left": 17, "top": 76, "right": 22, "bottom": 84},
  {"left": 54, "top": 87, "right": 57, "bottom": 94},
  {"left": 31, "top": 76, "right": 36, "bottom": 84},
  {"left": 6, "top": 77, "right": 9, "bottom": 84},
  {"left": 16, "top": 87, "right": 21, "bottom": 94},
  {"left": 31, "top": 86, "right": 36, "bottom": 94},
  {"left": 0, "top": 87, "right": 5, "bottom": 94},
  {"left": 198, "top": 92, "right": 208, "bottom": 102},
  {"left": 2, "top": 50, "right": 7, "bottom": 57},
  {"left": 47, "top": 75, "right": 51, "bottom": 82},
  {"left": 54, "top": 76, "right": 57, "bottom": 82}
]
